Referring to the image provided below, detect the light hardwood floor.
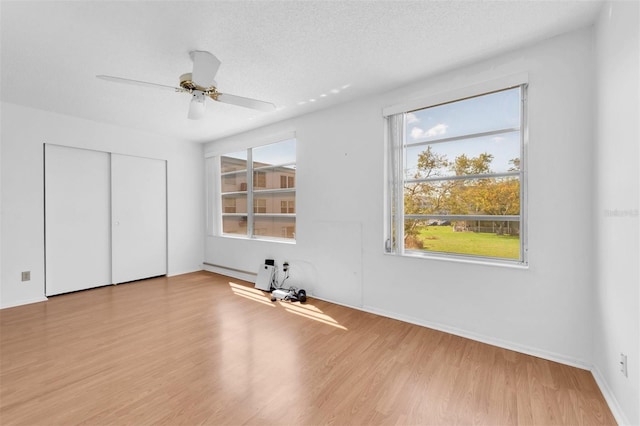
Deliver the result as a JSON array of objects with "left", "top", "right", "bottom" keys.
[{"left": 1, "top": 271, "right": 616, "bottom": 425}]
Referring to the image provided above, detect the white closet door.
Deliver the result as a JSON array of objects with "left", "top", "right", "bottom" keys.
[
  {"left": 111, "top": 154, "right": 167, "bottom": 284},
  {"left": 45, "top": 145, "right": 112, "bottom": 296}
]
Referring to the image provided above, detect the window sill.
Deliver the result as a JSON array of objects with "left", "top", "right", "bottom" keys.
[
  {"left": 217, "top": 233, "right": 297, "bottom": 245},
  {"left": 385, "top": 250, "right": 529, "bottom": 269}
]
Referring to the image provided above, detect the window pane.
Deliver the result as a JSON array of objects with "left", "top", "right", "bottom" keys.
[
  {"left": 221, "top": 194, "right": 247, "bottom": 214},
  {"left": 405, "top": 132, "right": 520, "bottom": 180},
  {"left": 221, "top": 171, "right": 247, "bottom": 193},
  {"left": 218, "top": 138, "right": 296, "bottom": 242},
  {"left": 406, "top": 87, "right": 521, "bottom": 144},
  {"left": 404, "top": 177, "right": 520, "bottom": 216},
  {"left": 390, "top": 84, "right": 525, "bottom": 263},
  {"left": 253, "top": 171, "right": 267, "bottom": 189},
  {"left": 221, "top": 151, "right": 248, "bottom": 173},
  {"left": 253, "top": 216, "right": 296, "bottom": 239},
  {"left": 253, "top": 139, "right": 296, "bottom": 167},
  {"left": 250, "top": 166, "right": 296, "bottom": 190},
  {"left": 404, "top": 219, "right": 520, "bottom": 259},
  {"left": 222, "top": 216, "right": 248, "bottom": 235},
  {"left": 253, "top": 193, "right": 295, "bottom": 214}
]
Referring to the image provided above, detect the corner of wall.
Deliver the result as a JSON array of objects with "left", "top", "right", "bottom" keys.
[{"left": 592, "top": 1, "right": 640, "bottom": 424}]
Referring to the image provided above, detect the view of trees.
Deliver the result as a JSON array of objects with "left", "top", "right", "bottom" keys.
[{"left": 403, "top": 146, "right": 520, "bottom": 251}]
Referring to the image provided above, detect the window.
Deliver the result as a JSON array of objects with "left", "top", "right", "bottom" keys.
[
  {"left": 223, "top": 198, "right": 237, "bottom": 213},
  {"left": 219, "top": 138, "right": 296, "bottom": 241},
  {"left": 280, "top": 175, "right": 295, "bottom": 188},
  {"left": 280, "top": 200, "right": 295, "bottom": 213},
  {"left": 254, "top": 171, "right": 267, "bottom": 188},
  {"left": 281, "top": 226, "right": 295, "bottom": 239},
  {"left": 254, "top": 198, "right": 267, "bottom": 213},
  {"left": 386, "top": 85, "right": 527, "bottom": 264}
]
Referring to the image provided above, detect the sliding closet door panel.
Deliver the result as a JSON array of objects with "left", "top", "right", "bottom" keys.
[
  {"left": 45, "top": 145, "right": 112, "bottom": 296},
  {"left": 111, "top": 154, "right": 167, "bottom": 284}
]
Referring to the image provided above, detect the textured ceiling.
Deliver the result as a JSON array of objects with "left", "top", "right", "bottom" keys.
[{"left": 1, "top": 1, "right": 603, "bottom": 143}]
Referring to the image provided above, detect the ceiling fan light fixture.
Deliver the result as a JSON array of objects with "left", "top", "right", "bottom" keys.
[{"left": 188, "top": 91, "right": 206, "bottom": 120}]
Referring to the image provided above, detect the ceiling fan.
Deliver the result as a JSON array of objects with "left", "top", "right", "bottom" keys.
[{"left": 97, "top": 50, "right": 276, "bottom": 120}]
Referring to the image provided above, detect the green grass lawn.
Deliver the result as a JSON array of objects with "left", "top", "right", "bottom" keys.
[{"left": 415, "top": 226, "right": 520, "bottom": 259}]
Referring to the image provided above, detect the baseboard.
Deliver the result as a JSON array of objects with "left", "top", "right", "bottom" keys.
[
  {"left": 167, "top": 267, "right": 205, "bottom": 277},
  {"left": 591, "top": 365, "right": 630, "bottom": 426},
  {"left": 307, "top": 292, "right": 592, "bottom": 370},
  {"left": 0, "top": 296, "right": 48, "bottom": 310},
  {"left": 203, "top": 263, "right": 257, "bottom": 284},
  {"left": 361, "top": 304, "right": 592, "bottom": 370}
]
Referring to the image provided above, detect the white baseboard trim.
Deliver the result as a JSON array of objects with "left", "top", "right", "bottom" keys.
[
  {"left": 306, "top": 292, "right": 592, "bottom": 370},
  {"left": 167, "top": 267, "right": 205, "bottom": 277},
  {"left": 1, "top": 296, "right": 48, "bottom": 310},
  {"left": 591, "top": 365, "right": 630, "bottom": 426},
  {"left": 361, "top": 304, "right": 592, "bottom": 370}
]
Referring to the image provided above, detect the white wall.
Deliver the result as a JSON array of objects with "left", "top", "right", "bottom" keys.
[
  {"left": 206, "top": 28, "right": 597, "bottom": 367},
  {"left": 593, "top": 1, "right": 639, "bottom": 425},
  {"left": 0, "top": 102, "right": 204, "bottom": 308}
]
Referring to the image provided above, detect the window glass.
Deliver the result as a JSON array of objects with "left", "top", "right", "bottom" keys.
[
  {"left": 219, "top": 138, "right": 296, "bottom": 241},
  {"left": 253, "top": 139, "right": 296, "bottom": 167},
  {"left": 406, "top": 88, "right": 521, "bottom": 143},
  {"left": 221, "top": 193, "right": 247, "bottom": 214},
  {"left": 404, "top": 132, "right": 521, "bottom": 179},
  {"left": 388, "top": 86, "right": 526, "bottom": 263},
  {"left": 254, "top": 216, "right": 296, "bottom": 239},
  {"left": 404, "top": 219, "right": 520, "bottom": 259},
  {"left": 251, "top": 167, "right": 296, "bottom": 190},
  {"left": 222, "top": 216, "right": 247, "bottom": 235},
  {"left": 221, "top": 151, "right": 248, "bottom": 172}
]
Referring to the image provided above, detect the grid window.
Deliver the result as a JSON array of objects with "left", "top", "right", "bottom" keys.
[
  {"left": 387, "top": 85, "right": 527, "bottom": 263},
  {"left": 219, "top": 138, "right": 296, "bottom": 241}
]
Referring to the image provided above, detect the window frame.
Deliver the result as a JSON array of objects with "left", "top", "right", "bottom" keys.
[
  {"left": 217, "top": 138, "right": 297, "bottom": 243},
  {"left": 384, "top": 77, "right": 528, "bottom": 266}
]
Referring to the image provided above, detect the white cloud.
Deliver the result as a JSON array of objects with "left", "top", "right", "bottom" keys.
[
  {"left": 426, "top": 123, "right": 448, "bottom": 137},
  {"left": 410, "top": 127, "right": 424, "bottom": 139},
  {"left": 406, "top": 112, "right": 419, "bottom": 124},
  {"left": 410, "top": 123, "right": 448, "bottom": 140}
]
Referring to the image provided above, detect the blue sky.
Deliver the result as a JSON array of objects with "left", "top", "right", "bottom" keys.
[
  {"left": 404, "top": 87, "right": 521, "bottom": 178},
  {"left": 223, "top": 138, "right": 296, "bottom": 169}
]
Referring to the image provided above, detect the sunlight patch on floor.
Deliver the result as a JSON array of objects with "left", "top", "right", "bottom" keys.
[
  {"left": 280, "top": 301, "right": 347, "bottom": 330},
  {"left": 228, "top": 282, "right": 275, "bottom": 307},
  {"left": 228, "top": 282, "right": 346, "bottom": 329}
]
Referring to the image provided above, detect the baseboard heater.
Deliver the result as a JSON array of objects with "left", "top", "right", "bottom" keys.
[{"left": 203, "top": 262, "right": 257, "bottom": 277}]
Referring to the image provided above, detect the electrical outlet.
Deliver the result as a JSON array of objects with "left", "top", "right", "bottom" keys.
[
  {"left": 620, "top": 353, "right": 628, "bottom": 377},
  {"left": 21, "top": 271, "right": 31, "bottom": 282}
]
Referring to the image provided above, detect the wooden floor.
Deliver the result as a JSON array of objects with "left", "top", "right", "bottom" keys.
[{"left": 1, "top": 271, "right": 615, "bottom": 425}]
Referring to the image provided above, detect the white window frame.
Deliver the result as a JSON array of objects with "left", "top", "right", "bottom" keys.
[
  {"left": 384, "top": 75, "right": 528, "bottom": 266},
  {"left": 212, "top": 137, "right": 297, "bottom": 243}
]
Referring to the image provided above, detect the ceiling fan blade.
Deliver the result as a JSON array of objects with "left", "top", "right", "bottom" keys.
[
  {"left": 97, "top": 75, "right": 183, "bottom": 92},
  {"left": 215, "top": 93, "right": 276, "bottom": 112},
  {"left": 190, "top": 51, "right": 221, "bottom": 87}
]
